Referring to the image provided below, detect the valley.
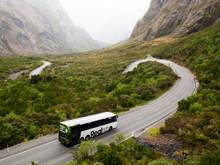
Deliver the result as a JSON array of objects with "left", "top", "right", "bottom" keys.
[
  {"left": 0, "top": 0, "right": 219, "bottom": 164},
  {"left": 0, "top": 42, "right": 178, "bottom": 149},
  {"left": 1, "top": 23, "right": 219, "bottom": 164},
  {"left": 0, "top": 56, "right": 196, "bottom": 165}
]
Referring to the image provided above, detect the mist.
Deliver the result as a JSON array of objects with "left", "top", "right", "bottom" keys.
[{"left": 58, "top": 0, "right": 151, "bottom": 44}]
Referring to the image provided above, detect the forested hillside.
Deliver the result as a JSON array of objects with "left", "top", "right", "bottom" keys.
[{"left": 153, "top": 23, "right": 220, "bottom": 162}]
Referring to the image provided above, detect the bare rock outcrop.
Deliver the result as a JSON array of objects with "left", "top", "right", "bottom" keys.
[{"left": 131, "top": 0, "right": 220, "bottom": 41}]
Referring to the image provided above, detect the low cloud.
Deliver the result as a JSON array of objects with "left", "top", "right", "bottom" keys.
[{"left": 58, "top": 0, "right": 151, "bottom": 44}]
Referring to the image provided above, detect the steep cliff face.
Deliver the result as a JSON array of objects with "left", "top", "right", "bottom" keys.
[
  {"left": 131, "top": 0, "right": 220, "bottom": 41},
  {"left": 0, "top": 0, "right": 103, "bottom": 56}
]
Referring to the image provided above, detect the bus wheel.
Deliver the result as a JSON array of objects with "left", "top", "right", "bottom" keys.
[
  {"left": 79, "top": 137, "right": 84, "bottom": 143},
  {"left": 109, "top": 126, "right": 113, "bottom": 131},
  {"left": 85, "top": 135, "right": 90, "bottom": 141}
]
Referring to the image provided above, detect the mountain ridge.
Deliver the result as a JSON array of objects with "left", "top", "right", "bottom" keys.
[{"left": 0, "top": 0, "right": 104, "bottom": 56}]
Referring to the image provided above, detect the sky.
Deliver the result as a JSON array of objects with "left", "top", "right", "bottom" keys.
[{"left": 58, "top": 0, "right": 151, "bottom": 44}]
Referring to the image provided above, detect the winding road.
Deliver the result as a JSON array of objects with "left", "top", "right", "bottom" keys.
[
  {"left": 7, "top": 61, "right": 52, "bottom": 80},
  {"left": 0, "top": 56, "right": 198, "bottom": 165}
]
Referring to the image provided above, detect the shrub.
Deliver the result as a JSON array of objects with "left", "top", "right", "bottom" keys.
[
  {"left": 197, "top": 148, "right": 220, "bottom": 165},
  {"left": 30, "top": 75, "right": 42, "bottom": 84},
  {"left": 148, "top": 158, "right": 171, "bottom": 165}
]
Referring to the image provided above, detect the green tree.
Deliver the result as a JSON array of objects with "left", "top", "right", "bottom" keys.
[
  {"left": 75, "top": 140, "right": 97, "bottom": 162},
  {"left": 30, "top": 75, "right": 42, "bottom": 84},
  {"left": 115, "top": 134, "right": 126, "bottom": 144},
  {"left": 95, "top": 146, "right": 123, "bottom": 165}
]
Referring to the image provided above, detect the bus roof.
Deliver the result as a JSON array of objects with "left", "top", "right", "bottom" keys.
[{"left": 60, "top": 112, "right": 116, "bottom": 127}]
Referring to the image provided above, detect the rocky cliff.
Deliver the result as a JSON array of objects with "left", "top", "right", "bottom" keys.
[
  {"left": 0, "top": 0, "right": 103, "bottom": 56},
  {"left": 131, "top": 0, "right": 220, "bottom": 41}
]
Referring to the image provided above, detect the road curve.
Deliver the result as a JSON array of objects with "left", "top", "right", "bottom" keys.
[
  {"left": 0, "top": 56, "right": 197, "bottom": 165},
  {"left": 30, "top": 61, "right": 52, "bottom": 77}
]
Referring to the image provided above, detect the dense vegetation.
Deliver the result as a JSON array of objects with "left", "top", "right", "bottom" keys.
[
  {"left": 62, "top": 136, "right": 170, "bottom": 165},
  {"left": 63, "top": 139, "right": 220, "bottom": 165},
  {"left": 152, "top": 24, "right": 220, "bottom": 163},
  {"left": 0, "top": 53, "right": 177, "bottom": 148}
]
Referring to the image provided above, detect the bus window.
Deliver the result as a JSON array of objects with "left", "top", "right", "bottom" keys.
[
  {"left": 71, "top": 125, "right": 80, "bottom": 133},
  {"left": 91, "top": 121, "right": 99, "bottom": 128},
  {"left": 93, "top": 121, "right": 100, "bottom": 128},
  {"left": 81, "top": 123, "right": 91, "bottom": 131},
  {"left": 113, "top": 116, "right": 117, "bottom": 121},
  {"left": 70, "top": 125, "right": 81, "bottom": 145},
  {"left": 99, "top": 119, "right": 104, "bottom": 125},
  {"left": 103, "top": 118, "right": 107, "bottom": 124},
  {"left": 97, "top": 120, "right": 102, "bottom": 127},
  {"left": 110, "top": 117, "right": 114, "bottom": 123}
]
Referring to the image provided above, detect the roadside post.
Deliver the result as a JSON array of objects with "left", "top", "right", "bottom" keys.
[
  {"left": 131, "top": 130, "right": 135, "bottom": 137},
  {"left": 7, "top": 145, "right": 9, "bottom": 153}
]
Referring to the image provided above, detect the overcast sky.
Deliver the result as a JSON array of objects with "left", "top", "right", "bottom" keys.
[{"left": 58, "top": 0, "right": 151, "bottom": 44}]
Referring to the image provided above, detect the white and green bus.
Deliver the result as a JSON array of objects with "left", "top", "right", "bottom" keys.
[{"left": 59, "top": 112, "right": 118, "bottom": 146}]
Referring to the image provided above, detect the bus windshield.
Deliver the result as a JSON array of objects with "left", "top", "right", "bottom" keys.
[{"left": 59, "top": 124, "right": 69, "bottom": 134}]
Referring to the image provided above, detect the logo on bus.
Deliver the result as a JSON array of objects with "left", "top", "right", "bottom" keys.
[{"left": 91, "top": 128, "right": 103, "bottom": 137}]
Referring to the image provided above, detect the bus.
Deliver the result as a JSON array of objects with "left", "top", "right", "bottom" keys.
[{"left": 59, "top": 112, "right": 118, "bottom": 146}]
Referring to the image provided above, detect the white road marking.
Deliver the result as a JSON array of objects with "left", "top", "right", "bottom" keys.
[{"left": 0, "top": 140, "right": 57, "bottom": 162}]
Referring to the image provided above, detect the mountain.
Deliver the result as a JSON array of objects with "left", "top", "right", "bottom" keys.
[
  {"left": 0, "top": 0, "right": 104, "bottom": 56},
  {"left": 131, "top": 0, "right": 220, "bottom": 41}
]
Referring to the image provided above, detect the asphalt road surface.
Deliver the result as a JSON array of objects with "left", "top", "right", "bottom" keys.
[
  {"left": 0, "top": 56, "right": 197, "bottom": 165},
  {"left": 30, "top": 61, "right": 51, "bottom": 77},
  {"left": 7, "top": 70, "right": 28, "bottom": 80},
  {"left": 7, "top": 61, "right": 51, "bottom": 80}
]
